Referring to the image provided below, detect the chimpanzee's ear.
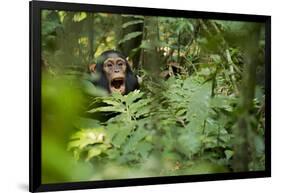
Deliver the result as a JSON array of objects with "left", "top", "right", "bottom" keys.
[{"left": 89, "top": 64, "right": 96, "bottom": 73}]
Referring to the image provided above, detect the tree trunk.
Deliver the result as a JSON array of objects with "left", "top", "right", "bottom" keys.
[
  {"left": 142, "top": 16, "right": 161, "bottom": 77},
  {"left": 233, "top": 24, "right": 262, "bottom": 172}
]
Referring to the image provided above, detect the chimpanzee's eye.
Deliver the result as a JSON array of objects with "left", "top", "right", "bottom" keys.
[
  {"left": 118, "top": 63, "right": 123, "bottom": 67},
  {"left": 107, "top": 63, "right": 113, "bottom": 67}
]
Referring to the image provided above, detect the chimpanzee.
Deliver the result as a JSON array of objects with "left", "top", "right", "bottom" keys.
[{"left": 89, "top": 50, "right": 139, "bottom": 95}]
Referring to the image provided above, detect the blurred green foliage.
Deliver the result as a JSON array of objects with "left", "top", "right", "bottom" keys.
[{"left": 41, "top": 10, "right": 266, "bottom": 183}]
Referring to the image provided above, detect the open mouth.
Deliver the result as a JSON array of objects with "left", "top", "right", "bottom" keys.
[{"left": 111, "top": 78, "right": 125, "bottom": 89}]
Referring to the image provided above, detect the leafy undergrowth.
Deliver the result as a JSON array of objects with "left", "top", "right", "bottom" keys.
[{"left": 66, "top": 75, "right": 256, "bottom": 180}]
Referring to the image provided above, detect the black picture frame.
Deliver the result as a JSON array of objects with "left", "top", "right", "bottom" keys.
[{"left": 29, "top": 0, "right": 271, "bottom": 192}]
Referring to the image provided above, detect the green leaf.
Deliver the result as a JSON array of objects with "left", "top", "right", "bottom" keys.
[
  {"left": 122, "top": 15, "right": 144, "bottom": 19},
  {"left": 210, "top": 95, "right": 235, "bottom": 111},
  {"left": 88, "top": 106, "right": 125, "bottom": 113},
  {"left": 134, "top": 105, "right": 151, "bottom": 118},
  {"left": 123, "top": 128, "right": 147, "bottom": 154},
  {"left": 118, "top": 32, "right": 143, "bottom": 45},
  {"left": 178, "top": 129, "right": 202, "bottom": 158},
  {"left": 136, "top": 142, "right": 153, "bottom": 158},
  {"left": 186, "top": 82, "right": 212, "bottom": 121},
  {"left": 139, "top": 40, "right": 153, "bottom": 50},
  {"left": 102, "top": 99, "right": 122, "bottom": 107},
  {"left": 86, "top": 148, "right": 102, "bottom": 161},
  {"left": 122, "top": 20, "right": 144, "bottom": 28},
  {"left": 124, "top": 90, "right": 143, "bottom": 106},
  {"left": 109, "top": 125, "right": 132, "bottom": 148},
  {"left": 225, "top": 150, "right": 234, "bottom": 160}
]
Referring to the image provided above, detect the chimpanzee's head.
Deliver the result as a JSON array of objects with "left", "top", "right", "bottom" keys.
[{"left": 89, "top": 50, "right": 139, "bottom": 95}]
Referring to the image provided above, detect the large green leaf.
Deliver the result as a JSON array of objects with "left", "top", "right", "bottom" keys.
[
  {"left": 122, "top": 20, "right": 144, "bottom": 28},
  {"left": 178, "top": 129, "right": 202, "bottom": 158},
  {"left": 88, "top": 106, "right": 125, "bottom": 113},
  {"left": 118, "top": 32, "right": 143, "bottom": 45}
]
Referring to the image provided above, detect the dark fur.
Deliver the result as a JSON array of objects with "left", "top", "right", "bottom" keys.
[{"left": 93, "top": 50, "right": 139, "bottom": 95}]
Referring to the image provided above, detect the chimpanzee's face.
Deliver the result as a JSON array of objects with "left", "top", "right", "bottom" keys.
[
  {"left": 89, "top": 50, "right": 139, "bottom": 95},
  {"left": 103, "top": 53, "right": 127, "bottom": 94}
]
